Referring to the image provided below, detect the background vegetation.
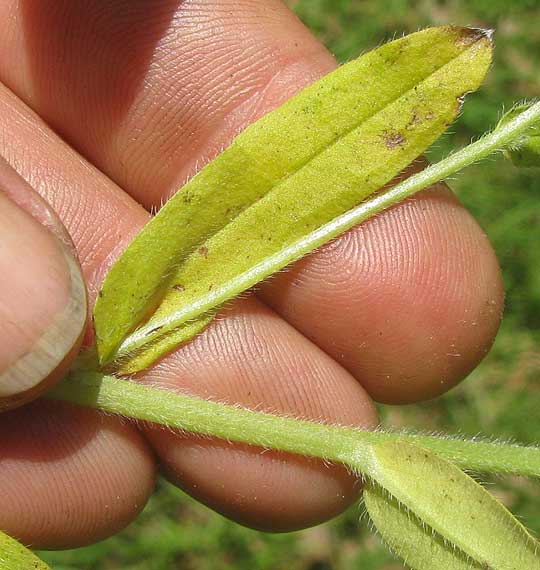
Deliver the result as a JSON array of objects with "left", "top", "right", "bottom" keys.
[{"left": 39, "top": 1, "right": 540, "bottom": 568}]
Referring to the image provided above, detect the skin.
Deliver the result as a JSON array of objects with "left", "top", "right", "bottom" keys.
[{"left": 0, "top": 0, "right": 503, "bottom": 549}]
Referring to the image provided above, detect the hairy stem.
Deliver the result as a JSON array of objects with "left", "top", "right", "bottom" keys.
[
  {"left": 47, "top": 372, "right": 540, "bottom": 478},
  {"left": 45, "top": 103, "right": 540, "bottom": 481}
]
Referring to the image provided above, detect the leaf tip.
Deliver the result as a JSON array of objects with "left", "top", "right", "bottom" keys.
[{"left": 455, "top": 26, "right": 494, "bottom": 47}]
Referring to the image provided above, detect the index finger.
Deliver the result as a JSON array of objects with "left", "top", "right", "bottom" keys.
[{"left": 0, "top": 0, "right": 503, "bottom": 404}]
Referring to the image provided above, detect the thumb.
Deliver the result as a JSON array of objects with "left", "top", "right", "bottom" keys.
[{"left": 0, "top": 158, "right": 87, "bottom": 410}]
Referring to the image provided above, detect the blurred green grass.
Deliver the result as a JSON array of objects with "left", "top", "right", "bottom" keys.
[{"left": 39, "top": 1, "right": 540, "bottom": 568}]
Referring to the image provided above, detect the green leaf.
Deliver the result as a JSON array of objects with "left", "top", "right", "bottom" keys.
[
  {"left": 365, "top": 442, "right": 540, "bottom": 569},
  {"left": 364, "top": 482, "right": 485, "bottom": 570},
  {"left": 94, "top": 26, "right": 492, "bottom": 371},
  {"left": 499, "top": 104, "right": 540, "bottom": 167},
  {"left": 0, "top": 531, "right": 50, "bottom": 570}
]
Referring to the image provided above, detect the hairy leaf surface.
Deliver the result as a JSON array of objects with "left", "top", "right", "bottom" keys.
[
  {"left": 366, "top": 442, "right": 540, "bottom": 569},
  {"left": 0, "top": 531, "right": 50, "bottom": 570},
  {"left": 364, "top": 482, "right": 485, "bottom": 570},
  {"left": 94, "top": 26, "right": 492, "bottom": 371}
]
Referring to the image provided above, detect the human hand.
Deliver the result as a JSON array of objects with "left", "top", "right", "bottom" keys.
[
  {"left": 0, "top": 157, "right": 86, "bottom": 412},
  {"left": 0, "top": 1, "right": 503, "bottom": 549}
]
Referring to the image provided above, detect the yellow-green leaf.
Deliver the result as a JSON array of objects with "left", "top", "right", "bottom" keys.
[
  {"left": 364, "top": 482, "right": 486, "bottom": 570},
  {"left": 0, "top": 531, "right": 50, "bottom": 570},
  {"left": 366, "top": 442, "right": 540, "bottom": 569},
  {"left": 94, "top": 26, "right": 492, "bottom": 371}
]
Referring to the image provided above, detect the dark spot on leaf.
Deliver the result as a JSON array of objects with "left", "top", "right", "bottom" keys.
[
  {"left": 199, "top": 246, "right": 209, "bottom": 257},
  {"left": 455, "top": 27, "right": 492, "bottom": 47},
  {"left": 383, "top": 131, "right": 406, "bottom": 150},
  {"left": 98, "top": 290, "right": 104, "bottom": 298},
  {"left": 208, "top": 284, "right": 214, "bottom": 291},
  {"left": 408, "top": 110, "right": 435, "bottom": 129},
  {"left": 173, "top": 284, "right": 185, "bottom": 292},
  {"left": 407, "top": 113, "right": 420, "bottom": 128}
]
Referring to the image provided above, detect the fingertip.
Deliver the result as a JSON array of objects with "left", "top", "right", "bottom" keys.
[
  {"left": 0, "top": 399, "right": 156, "bottom": 549},
  {"left": 0, "top": 158, "right": 87, "bottom": 409},
  {"left": 156, "top": 435, "right": 364, "bottom": 532},
  {"left": 347, "top": 184, "right": 504, "bottom": 404},
  {"left": 261, "top": 180, "right": 504, "bottom": 405}
]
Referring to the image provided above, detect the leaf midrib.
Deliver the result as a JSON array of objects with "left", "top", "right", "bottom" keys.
[{"left": 112, "top": 35, "right": 485, "bottom": 363}]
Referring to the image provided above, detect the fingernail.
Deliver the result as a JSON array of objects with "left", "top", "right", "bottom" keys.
[{"left": 0, "top": 164, "right": 86, "bottom": 401}]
